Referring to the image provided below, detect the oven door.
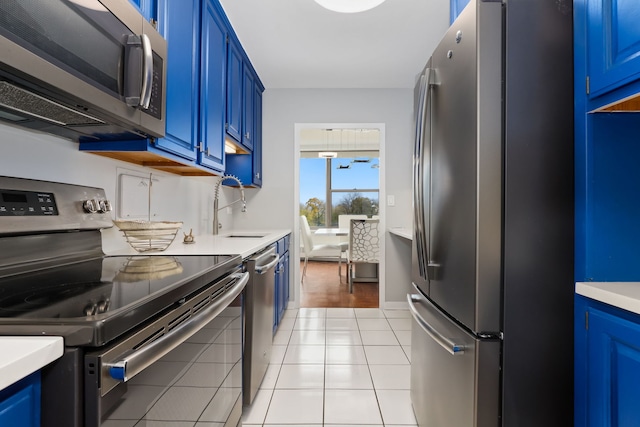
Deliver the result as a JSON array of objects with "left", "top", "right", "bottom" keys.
[{"left": 84, "top": 270, "right": 248, "bottom": 427}]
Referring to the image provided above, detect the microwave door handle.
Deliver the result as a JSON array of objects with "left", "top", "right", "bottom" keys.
[
  {"left": 107, "top": 272, "right": 249, "bottom": 382},
  {"left": 139, "top": 34, "right": 153, "bottom": 109}
]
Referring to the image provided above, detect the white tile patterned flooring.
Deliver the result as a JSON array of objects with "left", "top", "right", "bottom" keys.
[{"left": 242, "top": 307, "right": 417, "bottom": 427}]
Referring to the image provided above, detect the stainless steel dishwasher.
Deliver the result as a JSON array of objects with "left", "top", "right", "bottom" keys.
[{"left": 243, "top": 245, "right": 279, "bottom": 405}]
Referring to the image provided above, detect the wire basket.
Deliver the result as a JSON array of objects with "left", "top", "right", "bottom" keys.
[
  {"left": 113, "top": 220, "right": 183, "bottom": 252},
  {"left": 115, "top": 256, "right": 184, "bottom": 281}
]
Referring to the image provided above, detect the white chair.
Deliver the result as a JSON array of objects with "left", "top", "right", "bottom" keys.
[
  {"left": 337, "top": 214, "right": 367, "bottom": 279},
  {"left": 346, "top": 219, "right": 380, "bottom": 293},
  {"left": 299, "top": 215, "right": 342, "bottom": 283}
]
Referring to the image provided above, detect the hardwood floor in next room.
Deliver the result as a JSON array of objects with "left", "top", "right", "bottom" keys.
[{"left": 300, "top": 260, "right": 379, "bottom": 308}]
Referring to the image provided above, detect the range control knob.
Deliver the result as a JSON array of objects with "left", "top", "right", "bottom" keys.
[
  {"left": 83, "top": 199, "right": 112, "bottom": 214},
  {"left": 97, "top": 200, "right": 112, "bottom": 213},
  {"left": 83, "top": 199, "right": 97, "bottom": 213}
]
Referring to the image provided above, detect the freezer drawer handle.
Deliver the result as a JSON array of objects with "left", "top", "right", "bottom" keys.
[
  {"left": 407, "top": 293, "right": 465, "bottom": 355},
  {"left": 108, "top": 272, "right": 249, "bottom": 382}
]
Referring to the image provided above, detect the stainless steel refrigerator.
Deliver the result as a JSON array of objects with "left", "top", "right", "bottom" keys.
[{"left": 409, "top": 0, "right": 574, "bottom": 426}]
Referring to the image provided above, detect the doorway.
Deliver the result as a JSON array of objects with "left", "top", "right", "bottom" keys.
[{"left": 293, "top": 124, "right": 385, "bottom": 309}]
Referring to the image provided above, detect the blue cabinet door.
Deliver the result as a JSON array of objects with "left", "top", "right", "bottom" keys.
[
  {"left": 282, "top": 249, "right": 290, "bottom": 311},
  {"left": 252, "top": 86, "right": 263, "bottom": 186},
  {"left": 586, "top": 0, "right": 640, "bottom": 97},
  {"left": 241, "top": 69, "right": 255, "bottom": 150},
  {"left": 587, "top": 305, "right": 640, "bottom": 426},
  {"left": 198, "top": 0, "right": 227, "bottom": 172},
  {"left": 226, "top": 39, "right": 243, "bottom": 143},
  {"left": 225, "top": 78, "right": 263, "bottom": 187},
  {"left": 0, "top": 372, "right": 41, "bottom": 427},
  {"left": 273, "top": 236, "right": 290, "bottom": 333},
  {"left": 156, "top": 0, "right": 199, "bottom": 161}
]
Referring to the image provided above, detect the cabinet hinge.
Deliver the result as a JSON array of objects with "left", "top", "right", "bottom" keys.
[
  {"left": 226, "top": 34, "right": 229, "bottom": 44},
  {"left": 149, "top": 18, "right": 158, "bottom": 30},
  {"left": 586, "top": 76, "right": 590, "bottom": 95},
  {"left": 225, "top": 123, "right": 229, "bottom": 130},
  {"left": 585, "top": 311, "right": 589, "bottom": 330}
]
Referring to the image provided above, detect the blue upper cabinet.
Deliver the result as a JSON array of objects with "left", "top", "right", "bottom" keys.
[
  {"left": 128, "top": 0, "right": 158, "bottom": 23},
  {"left": 226, "top": 39, "right": 243, "bottom": 143},
  {"left": 198, "top": 0, "right": 227, "bottom": 172},
  {"left": 225, "top": 70, "right": 263, "bottom": 187},
  {"left": 241, "top": 68, "right": 255, "bottom": 150},
  {"left": 449, "top": 0, "right": 470, "bottom": 24},
  {"left": 253, "top": 87, "right": 263, "bottom": 186},
  {"left": 154, "top": 0, "right": 199, "bottom": 162},
  {"left": 225, "top": 35, "right": 260, "bottom": 153},
  {"left": 585, "top": 0, "right": 640, "bottom": 100},
  {"left": 80, "top": 0, "right": 263, "bottom": 178}
]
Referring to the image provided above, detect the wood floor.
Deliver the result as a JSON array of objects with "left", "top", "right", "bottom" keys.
[{"left": 299, "top": 260, "right": 379, "bottom": 308}]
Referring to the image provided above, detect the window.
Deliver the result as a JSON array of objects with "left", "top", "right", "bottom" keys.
[{"left": 300, "top": 156, "right": 379, "bottom": 227}]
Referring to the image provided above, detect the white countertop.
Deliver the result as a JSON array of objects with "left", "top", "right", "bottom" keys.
[
  {"left": 0, "top": 337, "right": 64, "bottom": 391},
  {"left": 104, "top": 229, "right": 292, "bottom": 259},
  {"left": 389, "top": 227, "right": 412, "bottom": 240},
  {"left": 576, "top": 282, "right": 640, "bottom": 315}
]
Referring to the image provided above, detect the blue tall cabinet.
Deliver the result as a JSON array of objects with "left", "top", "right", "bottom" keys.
[{"left": 574, "top": 0, "right": 640, "bottom": 425}]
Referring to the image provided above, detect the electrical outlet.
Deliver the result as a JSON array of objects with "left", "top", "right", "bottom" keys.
[{"left": 387, "top": 195, "right": 395, "bottom": 206}]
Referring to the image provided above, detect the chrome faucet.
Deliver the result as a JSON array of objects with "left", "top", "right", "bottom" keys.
[{"left": 213, "top": 175, "right": 246, "bottom": 235}]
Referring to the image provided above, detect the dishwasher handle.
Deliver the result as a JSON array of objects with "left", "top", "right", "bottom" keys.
[
  {"left": 255, "top": 254, "right": 279, "bottom": 274},
  {"left": 407, "top": 293, "right": 465, "bottom": 355},
  {"left": 108, "top": 272, "right": 249, "bottom": 382}
]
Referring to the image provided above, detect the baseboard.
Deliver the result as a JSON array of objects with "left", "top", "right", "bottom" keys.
[{"left": 381, "top": 301, "right": 409, "bottom": 310}]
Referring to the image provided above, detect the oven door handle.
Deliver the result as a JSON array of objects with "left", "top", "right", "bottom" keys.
[{"left": 107, "top": 271, "right": 249, "bottom": 382}]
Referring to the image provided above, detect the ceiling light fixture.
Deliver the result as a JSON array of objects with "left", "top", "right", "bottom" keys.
[
  {"left": 319, "top": 151, "right": 338, "bottom": 158},
  {"left": 313, "top": 0, "right": 386, "bottom": 13}
]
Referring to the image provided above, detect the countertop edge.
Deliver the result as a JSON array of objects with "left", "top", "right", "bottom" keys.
[
  {"left": 576, "top": 281, "right": 640, "bottom": 315},
  {"left": 104, "top": 229, "right": 293, "bottom": 259},
  {"left": 389, "top": 227, "right": 412, "bottom": 240},
  {"left": 0, "top": 337, "right": 64, "bottom": 391}
]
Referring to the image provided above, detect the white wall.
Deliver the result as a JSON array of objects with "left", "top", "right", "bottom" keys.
[
  {"left": 234, "top": 88, "right": 415, "bottom": 307},
  {"left": 0, "top": 122, "right": 243, "bottom": 252}
]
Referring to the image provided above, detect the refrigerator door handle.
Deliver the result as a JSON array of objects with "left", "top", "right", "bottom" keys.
[
  {"left": 413, "top": 67, "right": 437, "bottom": 282},
  {"left": 408, "top": 293, "right": 465, "bottom": 355}
]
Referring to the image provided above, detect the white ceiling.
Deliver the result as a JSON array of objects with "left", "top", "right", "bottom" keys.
[{"left": 217, "top": 0, "right": 450, "bottom": 89}]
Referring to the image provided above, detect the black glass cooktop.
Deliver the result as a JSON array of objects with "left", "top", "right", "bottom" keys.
[{"left": 0, "top": 254, "right": 241, "bottom": 346}]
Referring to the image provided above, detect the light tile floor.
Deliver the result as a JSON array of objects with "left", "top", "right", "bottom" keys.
[{"left": 242, "top": 307, "right": 417, "bottom": 427}]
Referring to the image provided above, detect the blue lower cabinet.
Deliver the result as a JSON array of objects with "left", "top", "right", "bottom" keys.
[
  {"left": 273, "top": 235, "right": 291, "bottom": 333},
  {"left": 575, "top": 295, "right": 640, "bottom": 426},
  {"left": 0, "top": 372, "right": 41, "bottom": 427}
]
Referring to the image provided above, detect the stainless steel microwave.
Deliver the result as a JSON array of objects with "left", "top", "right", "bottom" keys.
[{"left": 0, "top": 0, "right": 166, "bottom": 141}]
